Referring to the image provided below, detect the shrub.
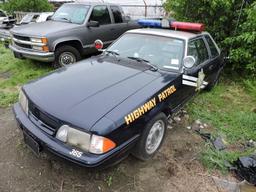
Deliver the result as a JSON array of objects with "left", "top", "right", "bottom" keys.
[
  {"left": 164, "top": 0, "right": 256, "bottom": 76},
  {"left": 3, "top": 0, "right": 53, "bottom": 13}
]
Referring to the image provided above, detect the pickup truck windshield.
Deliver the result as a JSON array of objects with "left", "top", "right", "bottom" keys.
[
  {"left": 52, "top": 4, "right": 90, "bottom": 24},
  {"left": 107, "top": 33, "right": 185, "bottom": 71}
]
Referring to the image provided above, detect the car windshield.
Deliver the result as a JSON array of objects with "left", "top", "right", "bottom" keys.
[
  {"left": 107, "top": 33, "right": 185, "bottom": 71},
  {"left": 52, "top": 4, "right": 90, "bottom": 24}
]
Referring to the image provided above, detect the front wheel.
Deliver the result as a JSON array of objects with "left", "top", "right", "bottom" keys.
[
  {"left": 132, "top": 113, "right": 167, "bottom": 161},
  {"left": 53, "top": 45, "right": 81, "bottom": 68}
]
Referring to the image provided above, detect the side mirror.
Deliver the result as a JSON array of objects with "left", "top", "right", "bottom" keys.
[
  {"left": 94, "top": 39, "right": 104, "bottom": 50},
  {"left": 183, "top": 56, "right": 196, "bottom": 69},
  {"left": 46, "top": 16, "right": 52, "bottom": 21},
  {"left": 87, "top": 20, "right": 99, "bottom": 27}
]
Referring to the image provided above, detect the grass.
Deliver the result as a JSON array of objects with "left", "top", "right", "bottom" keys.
[
  {"left": 187, "top": 76, "right": 256, "bottom": 172},
  {"left": 0, "top": 44, "right": 51, "bottom": 107}
]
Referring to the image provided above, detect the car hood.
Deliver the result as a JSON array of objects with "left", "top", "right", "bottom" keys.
[
  {"left": 24, "top": 56, "right": 160, "bottom": 131},
  {"left": 11, "top": 20, "right": 79, "bottom": 37}
]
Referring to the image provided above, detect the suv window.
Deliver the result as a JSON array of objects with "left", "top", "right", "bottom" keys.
[
  {"left": 188, "top": 38, "right": 209, "bottom": 66},
  {"left": 110, "top": 6, "right": 123, "bottom": 23},
  {"left": 205, "top": 35, "right": 219, "bottom": 58},
  {"left": 90, "top": 5, "right": 111, "bottom": 25}
]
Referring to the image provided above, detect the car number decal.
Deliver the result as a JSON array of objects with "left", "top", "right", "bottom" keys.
[
  {"left": 124, "top": 85, "right": 176, "bottom": 125},
  {"left": 69, "top": 149, "right": 83, "bottom": 158}
]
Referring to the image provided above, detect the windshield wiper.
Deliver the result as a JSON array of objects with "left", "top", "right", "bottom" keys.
[
  {"left": 127, "top": 56, "right": 158, "bottom": 71},
  {"left": 105, "top": 50, "right": 119, "bottom": 56}
]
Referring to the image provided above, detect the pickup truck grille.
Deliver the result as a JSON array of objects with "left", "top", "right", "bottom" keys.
[
  {"left": 28, "top": 101, "right": 61, "bottom": 135},
  {"left": 15, "top": 42, "right": 31, "bottom": 49},
  {"left": 13, "top": 34, "right": 30, "bottom": 41}
]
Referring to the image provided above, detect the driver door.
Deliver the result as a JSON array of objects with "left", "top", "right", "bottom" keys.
[
  {"left": 181, "top": 37, "right": 212, "bottom": 99},
  {"left": 83, "top": 5, "right": 114, "bottom": 50}
]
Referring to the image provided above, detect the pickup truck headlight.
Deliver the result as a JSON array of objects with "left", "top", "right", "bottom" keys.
[
  {"left": 30, "top": 37, "right": 48, "bottom": 44},
  {"left": 19, "top": 89, "right": 28, "bottom": 115},
  {"left": 56, "top": 125, "right": 116, "bottom": 154}
]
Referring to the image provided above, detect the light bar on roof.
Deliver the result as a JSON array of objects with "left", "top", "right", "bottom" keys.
[
  {"left": 137, "top": 19, "right": 205, "bottom": 32},
  {"left": 137, "top": 19, "right": 162, "bottom": 28},
  {"left": 171, "top": 21, "right": 205, "bottom": 32}
]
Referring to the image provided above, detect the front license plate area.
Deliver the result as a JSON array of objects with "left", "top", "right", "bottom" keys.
[{"left": 23, "top": 131, "right": 41, "bottom": 157}]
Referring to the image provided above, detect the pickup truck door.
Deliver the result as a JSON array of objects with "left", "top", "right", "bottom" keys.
[
  {"left": 108, "top": 6, "right": 135, "bottom": 41},
  {"left": 84, "top": 5, "right": 115, "bottom": 49}
]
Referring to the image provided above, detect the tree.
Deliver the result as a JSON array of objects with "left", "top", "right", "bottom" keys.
[
  {"left": 3, "top": 0, "right": 53, "bottom": 13},
  {"left": 164, "top": 0, "right": 256, "bottom": 75}
]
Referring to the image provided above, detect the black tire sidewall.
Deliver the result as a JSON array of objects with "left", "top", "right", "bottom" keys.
[
  {"left": 54, "top": 45, "right": 81, "bottom": 68},
  {"left": 133, "top": 113, "right": 167, "bottom": 161}
]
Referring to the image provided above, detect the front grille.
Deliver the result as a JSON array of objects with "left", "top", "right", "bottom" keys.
[
  {"left": 13, "top": 34, "right": 30, "bottom": 41},
  {"left": 29, "top": 101, "right": 61, "bottom": 135},
  {"left": 14, "top": 42, "right": 31, "bottom": 49}
]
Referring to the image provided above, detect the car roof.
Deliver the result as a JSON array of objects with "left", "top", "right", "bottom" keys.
[
  {"left": 66, "top": 2, "right": 117, "bottom": 6},
  {"left": 126, "top": 28, "right": 206, "bottom": 41}
]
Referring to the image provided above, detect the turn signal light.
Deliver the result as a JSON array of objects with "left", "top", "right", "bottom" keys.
[
  {"left": 42, "top": 45, "right": 49, "bottom": 52},
  {"left": 41, "top": 37, "right": 48, "bottom": 44},
  {"left": 90, "top": 135, "right": 116, "bottom": 154}
]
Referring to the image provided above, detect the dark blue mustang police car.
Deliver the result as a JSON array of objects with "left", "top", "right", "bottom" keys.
[{"left": 13, "top": 20, "right": 224, "bottom": 168}]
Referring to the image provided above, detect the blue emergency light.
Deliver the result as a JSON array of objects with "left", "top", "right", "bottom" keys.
[{"left": 137, "top": 19, "right": 162, "bottom": 28}]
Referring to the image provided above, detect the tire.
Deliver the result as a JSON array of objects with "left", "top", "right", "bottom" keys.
[
  {"left": 205, "top": 67, "right": 222, "bottom": 91},
  {"left": 53, "top": 45, "right": 81, "bottom": 68},
  {"left": 132, "top": 113, "right": 167, "bottom": 161}
]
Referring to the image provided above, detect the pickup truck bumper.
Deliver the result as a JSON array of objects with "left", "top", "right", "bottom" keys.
[
  {"left": 9, "top": 44, "right": 55, "bottom": 62},
  {"left": 13, "top": 103, "right": 138, "bottom": 168}
]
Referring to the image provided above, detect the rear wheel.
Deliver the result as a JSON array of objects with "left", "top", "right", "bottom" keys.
[
  {"left": 53, "top": 45, "right": 81, "bottom": 68},
  {"left": 132, "top": 113, "right": 167, "bottom": 161}
]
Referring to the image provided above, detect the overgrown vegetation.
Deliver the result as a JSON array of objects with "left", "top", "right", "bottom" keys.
[
  {"left": 2, "top": 0, "right": 53, "bottom": 13},
  {"left": 187, "top": 76, "right": 256, "bottom": 171},
  {"left": 164, "top": 0, "right": 256, "bottom": 76},
  {"left": 0, "top": 45, "right": 51, "bottom": 107}
]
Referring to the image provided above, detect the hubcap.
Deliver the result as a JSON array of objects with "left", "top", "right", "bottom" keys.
[
  {"left": 145, "top": 120, "right": 165, "bottom": 154},
  {"left": 59, "top": 52, "right": 76, "bottom": 66}
]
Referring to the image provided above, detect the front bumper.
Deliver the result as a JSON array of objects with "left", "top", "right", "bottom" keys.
[
  {"left": 13, "top": 103, "right": 138, "bottom": 168},
  {"left": 9, "top": 44, "right": 55, "bottom": 62}
]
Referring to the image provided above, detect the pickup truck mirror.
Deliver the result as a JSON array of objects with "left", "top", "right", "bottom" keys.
[
  {"left": 87, "top": 21, "right": 100, "bottom": 28},
  {"left": 94, "top": 39, "right": 104, "bottom": 50},
  {"left": 46, "top": 16, "right": 52, "bottom": 21}
]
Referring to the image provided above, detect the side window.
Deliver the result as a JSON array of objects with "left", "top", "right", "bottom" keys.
[
  {"left": 110, "top": 6, "right": 123, "bottom": 23},
  {"left": 188, "top": 38, "right": 209, "bottom": 66},
  {"left": 89, "top": 6, "right": 111, "bottom": 25},
  {"left": 205, "top": 35, "right": 219, "bottom": 58}
]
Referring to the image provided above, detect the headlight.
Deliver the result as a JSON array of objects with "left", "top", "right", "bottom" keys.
[
  {"left": 56, "top": 125, "right": 116, "bottom": 154},
  {"left": 30, "top": 37, "right": 48, "bottom": 44},
  {"left": 19, "top": 89, "right": 28, "bottom": 115}
]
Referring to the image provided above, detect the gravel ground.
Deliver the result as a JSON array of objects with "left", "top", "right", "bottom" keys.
[{"left": 0, "top": 107, "right": 235, "bottom": 192}]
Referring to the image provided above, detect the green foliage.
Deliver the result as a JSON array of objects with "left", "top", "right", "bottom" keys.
[
  {"left": 3, "top": 0, "right": 53, "bottom": 13},
  {"left": 164, "top": 0, "right": 256, "bottom": 75},
  {"left": 187, "top": 77, "right": 256, "bottom": 171}
]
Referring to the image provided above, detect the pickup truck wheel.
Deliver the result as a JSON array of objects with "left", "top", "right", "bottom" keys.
[
  {"left": 54, "top": 45, "right": 81, "bottom": 68},
  {"left": 132, "top": 113, "right": 167, "bottom": 161}
]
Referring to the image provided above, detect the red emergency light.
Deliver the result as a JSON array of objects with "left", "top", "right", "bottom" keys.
[{"left": 170, "top": 21, "right": 205, "bottom": 32}]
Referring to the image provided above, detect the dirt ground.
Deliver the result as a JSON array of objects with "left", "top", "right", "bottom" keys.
[{"left": 0, "top": 107, "right": 236, "bottom": 192}]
